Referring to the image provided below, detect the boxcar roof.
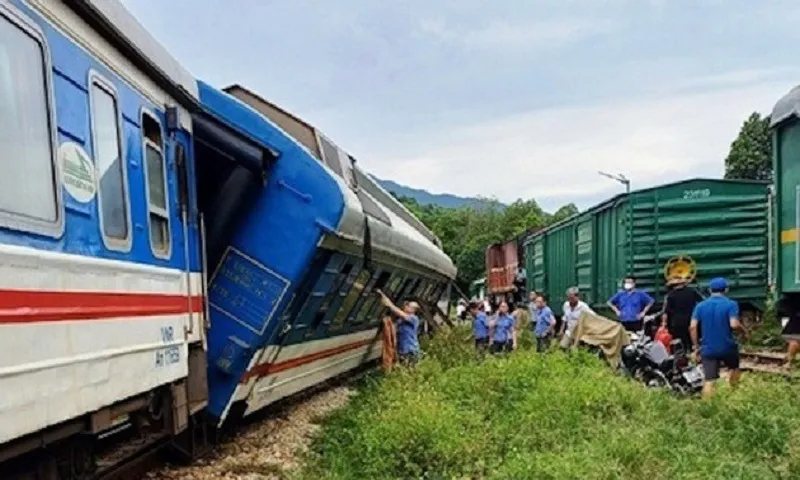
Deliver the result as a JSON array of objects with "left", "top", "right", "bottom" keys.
[
  {"left": 771, "top": 84, "right": 800, "bottom": 127},
  {"left": 523, "top": 177, "right": 770, "bottom": 245}
]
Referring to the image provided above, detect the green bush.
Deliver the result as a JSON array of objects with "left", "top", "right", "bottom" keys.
[
  {"left": 299, "top": 326, "right": 800, "bottom": 480},
  {"left": 744, "top": 302, "right": 786, "bottom": 352}
]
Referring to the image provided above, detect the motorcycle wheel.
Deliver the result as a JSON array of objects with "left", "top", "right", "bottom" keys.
[
  {"left": 644, "top": 370, "right": 669, "bottom": 389},
  {"left": 671, "top": 383, "right": 689, "bottom": 396}
]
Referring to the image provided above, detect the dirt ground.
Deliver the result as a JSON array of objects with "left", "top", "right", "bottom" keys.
[{"left": 148, "top": 386, "right": 355, "bottom": 480}]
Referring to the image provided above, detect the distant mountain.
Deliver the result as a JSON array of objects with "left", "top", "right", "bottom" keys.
[{"left": 374, "top": 177, "right": 504, "bottom": 210}]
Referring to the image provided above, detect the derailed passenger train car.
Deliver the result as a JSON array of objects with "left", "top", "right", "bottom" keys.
[{"left": 202, "top": 84, "right": 456, "bottom": 423}]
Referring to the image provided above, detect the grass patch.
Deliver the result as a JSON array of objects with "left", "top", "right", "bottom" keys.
[{"left": 298, "top": 326, "right": 800, "bottom": 480}]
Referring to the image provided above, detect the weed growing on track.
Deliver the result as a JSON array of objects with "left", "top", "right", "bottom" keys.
[{"left": 298, "top": 326, "right": 800, "bottom": 480}]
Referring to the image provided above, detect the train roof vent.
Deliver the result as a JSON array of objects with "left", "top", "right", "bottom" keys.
[{"left": 316, "top": 132, "right": 355, "bottom": 188}]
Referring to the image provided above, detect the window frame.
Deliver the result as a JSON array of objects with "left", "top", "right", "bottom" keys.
[
  {"left": 88, "top": 70, "right": 132, "bottom": 251},
  {"left": 140, "top": 109, "right": 171, "bottom": 259},
  {"left": 353, "top": 270, "right": 392, "bottom": 324},
  {"left": 304, "top": 261, "right": 355, "bottom": 339},
  {"left": 329, "top": 268, "right": 372, "bottom": 332},
  {"left": 0, "top": 4, "right": 63, "bottom": 238}
]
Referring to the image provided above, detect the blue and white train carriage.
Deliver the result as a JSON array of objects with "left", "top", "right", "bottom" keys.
[
  {"left": 0, "top": 0, "right": 455, "bottom": 477},
  {"left": 196, "top": 84, "right": 457, "bottom": 423},
  {"left": 0, "top": 0, "right": 207, "bottom": 477}
]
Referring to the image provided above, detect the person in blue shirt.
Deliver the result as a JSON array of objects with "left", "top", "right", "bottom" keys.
[
  {"left": 490, "top": 301, "right": 516, "bottom": 354},
  {"left": 607, "top": 276, "right": 654, "bottom": 332},
  {"left": 533, "top": 295, "right": 556, "bottom": 352},
  {"left": 528, "top": 291, "right": 539, "bottom": 327},
  {"left": 690, "top": 277, "right": 749, "bottom": 398},
  {"left": 377, "top": 290, "right": 420, "bottom": 366},
  {"left": 470, "top": 301, "right": 490, "bottom": 355}
]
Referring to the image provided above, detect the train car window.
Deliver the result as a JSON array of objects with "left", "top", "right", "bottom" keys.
[
  {"left": 330, "top": 269, "right": 371, "bottom": 330},
  {"left": 395, "top": 277, "right": 415, "bottom": 301},
  {"left": 429, "top": 282, "right": 446, "bottom": 303},
  {"left": 89, "top": 76, "right": 130, "bottom": 248},
  {"left": 305, "top": 262, "right": 354, "bottom": 337},
  {"left": 384, "top": 274, "right": 404, "bottom": 298},
  {"left": 286, "top": 253, "right": 346, "bottom": 340},
  {"left": 368, "top": 273, "right": 405, "bottom": 323},
  {"left": 141, "top": 112, "right": 171, "bottom": 257},
  {"left": 0, "top": 12, "right": 60, "bottom": 233},
  {"left": 279, "top": 252, "right": 328, "bottom": 325},
  {"left": 424, "top": 282, "right": 438, "bottom": 302},
  {"left": 354, "top": 271, "right": 392, "bottom": 324},
  {"left": 413, "top": 279, "right": 428, "bottom": 300}
]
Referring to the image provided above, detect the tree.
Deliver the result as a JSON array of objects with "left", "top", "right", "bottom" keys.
[
  {"left": 550, "top": 203, "right": 579, "bottom": 223},
  {"left": 724, "top": 112, "right": 772, "bottom": 182},
  {"left": 389, "top": 190, "right": 575, "bottom": 291}
]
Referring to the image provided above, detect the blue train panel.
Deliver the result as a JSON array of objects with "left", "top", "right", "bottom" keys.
[{"left": 195, "top": 81, "right": 346, "bottom": 420}]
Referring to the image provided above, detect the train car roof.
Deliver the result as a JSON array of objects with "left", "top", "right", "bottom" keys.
[
  {"left": 334, "top": 175, "right": 458, "bottom": 279},
  {"left": 195, "top": 81, "right": 457, "bottom": 280},
  {"left": 221, "top": 84, "right": 444, "bottom": 248},
  {"left": 522, "top": 177, "right": 770, "bottom": 245},
  {"left": 64, "top": 0, "right": 199, "bottom": 105},
  {"left": 771, "top": 84, "right": 800, "bottom": 127}
]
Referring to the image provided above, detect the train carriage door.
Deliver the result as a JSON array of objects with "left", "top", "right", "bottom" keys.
[{"left": 165, "top": 108, "right": 203, "bottom": 343}]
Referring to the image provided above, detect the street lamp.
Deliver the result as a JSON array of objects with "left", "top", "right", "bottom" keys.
[
  {"left": 598, "top": 171, "right": 633, "bottom": 277},
  {"left": 598, "top": 171, "right": 630, "bottom": 194}
]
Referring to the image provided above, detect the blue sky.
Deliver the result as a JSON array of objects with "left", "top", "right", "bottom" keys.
[{"left": 122, "top": 0, "right": 799, "bottom": 211}]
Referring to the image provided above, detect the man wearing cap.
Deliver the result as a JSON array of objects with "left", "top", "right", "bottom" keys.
[
  {"left": 690, "top": 277, "right": 748, "bottom": 398},
  {"left": 662, "top": 277, "right": 703, "bottom": 351}
]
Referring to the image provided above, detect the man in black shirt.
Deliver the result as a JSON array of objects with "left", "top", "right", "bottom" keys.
[{"left": 662, "top": 278, "right": 703, "bottom": 350}]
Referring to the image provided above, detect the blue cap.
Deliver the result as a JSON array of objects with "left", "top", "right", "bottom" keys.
[{"left": 708, "top": 277, "right": 728, "bottom": 291}]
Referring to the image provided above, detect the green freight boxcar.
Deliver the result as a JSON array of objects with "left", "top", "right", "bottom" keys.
[
  {"left": 524, "top": 178, "right": 771, "bottom": 319},
  {"left": 772, "top": 86, "right": 800, "bottom": 312}
]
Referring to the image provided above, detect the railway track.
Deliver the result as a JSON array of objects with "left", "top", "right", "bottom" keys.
[
  {"left": 740, "top": 351, "right": 786, "bottom": 366},
  {"left": 95, "top": 431, "right": 170, "bottom": 480},
  {"left": 739, "top": 351, "right": 797, "bottom": 379},
  {"left": 102, "top": 362, "right": 377, "bottom": 480}
]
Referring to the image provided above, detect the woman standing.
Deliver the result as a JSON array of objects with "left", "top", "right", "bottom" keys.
[{"left": 490, "top": 301, "right": 517, "bottom": 354}]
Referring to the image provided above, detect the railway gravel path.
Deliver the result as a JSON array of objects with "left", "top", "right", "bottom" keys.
[{"left": 147, "top": 386, "right": 355, "bottom": 480}]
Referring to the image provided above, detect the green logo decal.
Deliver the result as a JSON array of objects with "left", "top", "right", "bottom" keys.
[{"left": 59, "top": 142, "right": 96, "bottom": 203}]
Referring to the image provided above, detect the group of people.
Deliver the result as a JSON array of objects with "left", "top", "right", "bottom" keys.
[
  {"left": 466, "top": 287, "right": 594, "bottom": 356},
  {"left": 381, "top": 273, "right": 799, "bottom": 398},
  {"left": 465, "top": 275, "right": 774, "bottom": 398}
]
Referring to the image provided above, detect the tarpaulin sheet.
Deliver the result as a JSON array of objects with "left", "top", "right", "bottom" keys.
[{"left": 567, "top": 311, "right": 630, "bottom": 367}]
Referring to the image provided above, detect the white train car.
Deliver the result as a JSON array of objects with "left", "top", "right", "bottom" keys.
[{"left": 0, "top": 1, "right": 207, "bottom": 477}]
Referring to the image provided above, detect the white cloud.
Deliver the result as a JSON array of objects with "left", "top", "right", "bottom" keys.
[
  {"left": 419, "top": 17, "right": 617, "bottom": 51},
  {"left": 366, "top": 74, "right": 793, "bottom": 210}
]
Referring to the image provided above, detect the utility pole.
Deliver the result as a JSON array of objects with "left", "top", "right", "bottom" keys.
[{"left": 598, "top": 172, "right": 633, "bottom": 277}]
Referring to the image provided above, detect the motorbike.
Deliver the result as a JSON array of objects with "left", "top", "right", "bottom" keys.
[{"left": 621, "top": 317, "right": 704, "bottom": 395}]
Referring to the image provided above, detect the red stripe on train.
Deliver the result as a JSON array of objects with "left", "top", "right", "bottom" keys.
[
  {"left": 240, "top": 338, "right": 377, "bottom": 383},
  {"left": 0, "top": 289, "right": 205, "bottom": 324}
]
